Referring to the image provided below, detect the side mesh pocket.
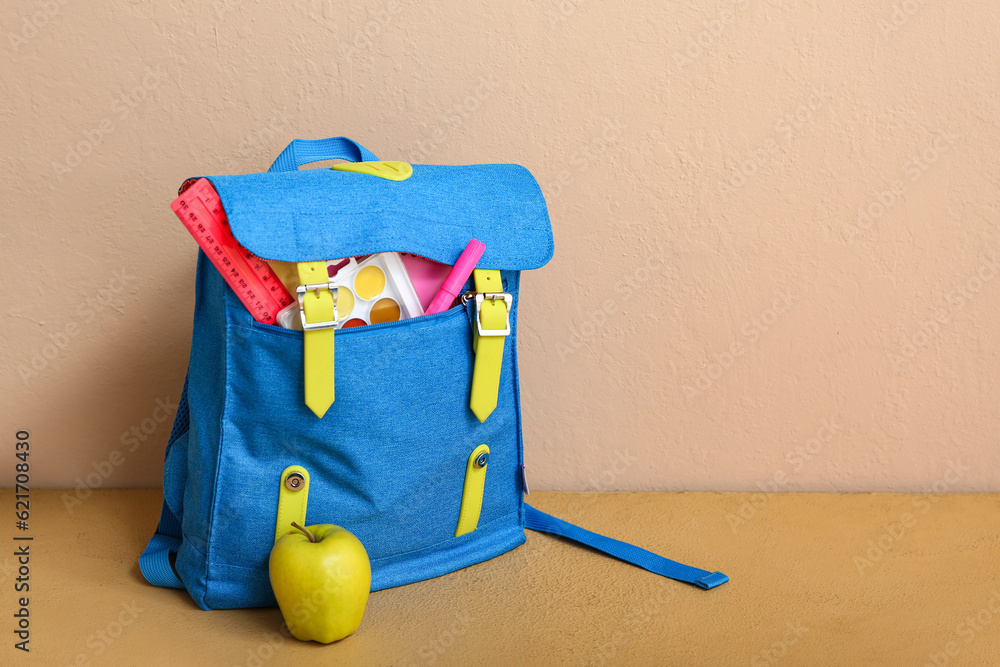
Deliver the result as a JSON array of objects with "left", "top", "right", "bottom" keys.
[{"left": 163, "top": 375, "right": 191, "bottom": 520}]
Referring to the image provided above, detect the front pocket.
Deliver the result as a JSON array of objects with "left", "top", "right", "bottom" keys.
[
  {"left": 209, "top": 301, "right": 521, "bottom": 575},
  {"left": 246, "top": 301, "right": 469, "bottom": 340}
]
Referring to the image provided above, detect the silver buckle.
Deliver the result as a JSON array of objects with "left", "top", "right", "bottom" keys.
[
  {"left": 296, "top": 282, "right": 339, "bottom": 331},
  {"left": 474, "top": 292, "right": 512, "bottom": 337}
]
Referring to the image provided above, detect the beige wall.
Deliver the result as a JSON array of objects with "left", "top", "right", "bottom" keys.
[{"left": 2, "top": 1, "right": 997, "bottom": 491}]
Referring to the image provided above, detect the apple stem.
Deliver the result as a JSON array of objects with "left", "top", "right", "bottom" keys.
[{"left": 290, "top": 521, "right": 316, "bottom": 543}]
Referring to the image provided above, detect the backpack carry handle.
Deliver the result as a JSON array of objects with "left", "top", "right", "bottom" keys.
[{"left": 268, "top": 137, "right": 379, "bottom": 172}]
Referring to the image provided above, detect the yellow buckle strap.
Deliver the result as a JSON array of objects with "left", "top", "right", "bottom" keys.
[
  {"left": 297, "top": 261, "right": 337, "bottom": 418},
  {"left": 469, "top": 269, "right": 510, "bottom": 422},
  {"left": 455, "top": 445, "right": 490, "bottom": 536},
  {"left": 275, "top": 465, "right": 310, "bottom": 543}
]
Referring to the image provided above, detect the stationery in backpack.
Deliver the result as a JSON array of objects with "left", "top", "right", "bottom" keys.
[{"left": 139, "top": 136, "right": 727, "bottom": 611}]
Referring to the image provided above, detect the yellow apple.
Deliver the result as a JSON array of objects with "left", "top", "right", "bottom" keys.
[{"left": 269, "top": 522, "right": 371, "bottom": 643}]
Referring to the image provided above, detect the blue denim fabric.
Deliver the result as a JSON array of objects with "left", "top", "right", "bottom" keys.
[
  {"left": 159, "top": 163, "right": 549, "bottom": 610},
  {"left": 209, "top": 164, "right": 553, "bottom": 269}
]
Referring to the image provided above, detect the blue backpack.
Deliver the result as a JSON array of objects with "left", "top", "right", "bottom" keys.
[{"left": 139, "top": 137, "right": 728, "bottom": 609}]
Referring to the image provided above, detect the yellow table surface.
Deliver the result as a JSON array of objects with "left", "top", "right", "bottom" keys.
[{"left": 3, "top": 489, "right": 999, "bottom": 665}]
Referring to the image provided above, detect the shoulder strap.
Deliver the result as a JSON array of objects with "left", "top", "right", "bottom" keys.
[
  {"left": 524, "top": 504, "right": 729, "bottom": 590},
  {"left": 141, "top": 499, "right": 728, "bottom": 590},
  {"left": 139, "top": 501, "right": 184, "bottom": 588}
]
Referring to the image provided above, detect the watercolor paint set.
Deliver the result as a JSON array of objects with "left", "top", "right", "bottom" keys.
[
  {"left": 276, "top": 252, "right": 425, "bottom": 330},
  {"left": 273, "top": 244, "right": 486, "bottom": 331}
]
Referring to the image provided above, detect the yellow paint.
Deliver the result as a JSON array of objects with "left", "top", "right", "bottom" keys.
[
  {"left": 369, "top": 298, "right": 401, "bottom": 324},
  {"left": 337, "top": 286, "right": 355, "bottom": 319},
  {"left": 354, "top": 265, "right": 386, "bottom": 300}
]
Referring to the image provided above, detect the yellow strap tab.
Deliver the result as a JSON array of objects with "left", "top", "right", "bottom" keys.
[
  {"left": 469, "top": 269, "right": 507, "bottom": 422},
  {"left": 275, "top": 465, "right": 310, "bottom": 543},
  {"left": 297, "top": 261, "right": 335, "bottom": 418},
  {"left": 455, "top": 445, "right": 490, "bottom": 537},
  {"left": 331, "top": 160, "right": 413, "bottom": 181}
]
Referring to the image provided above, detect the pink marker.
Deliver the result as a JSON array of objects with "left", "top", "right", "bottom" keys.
[{"left": 424, "top": 239, "right": 486, "bottom": 315}]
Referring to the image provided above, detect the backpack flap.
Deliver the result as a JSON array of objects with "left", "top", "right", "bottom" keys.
[{"left": 204, "top": 163, "right": 553, "bottom": 269}]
